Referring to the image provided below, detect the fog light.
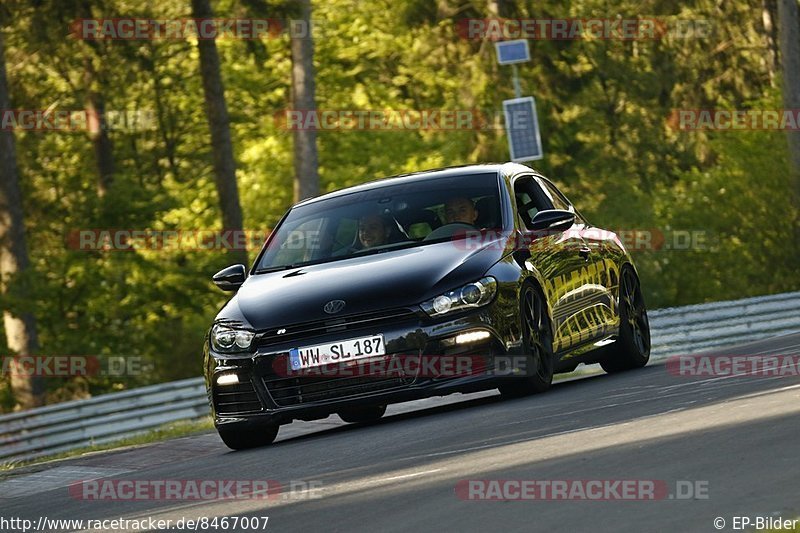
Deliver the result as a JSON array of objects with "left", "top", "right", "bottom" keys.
[
  {"left": 454, "top": 330, "right": 491, "bottom": 345},
  {"left": 216, "top": 373, "right": 240, "bottom": 386}
]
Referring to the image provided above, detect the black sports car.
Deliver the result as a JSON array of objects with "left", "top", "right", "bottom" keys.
[{"left": 204, "top": 163, "right": 650, "bottom": 449}]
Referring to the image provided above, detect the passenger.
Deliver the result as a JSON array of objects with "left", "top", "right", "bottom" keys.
[{"left": 444, "top": 196, "right": 479, "bottom": 226}]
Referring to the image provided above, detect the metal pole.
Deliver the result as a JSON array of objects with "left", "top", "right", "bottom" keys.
[{"left": 512, "top": 64, "right": 522, "bottom": 99}]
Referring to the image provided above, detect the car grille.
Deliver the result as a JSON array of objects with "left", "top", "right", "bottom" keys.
[
  {"left": 213, "top": 379, "right": 263, "bottom": 415},
  {"left": 254, "top": 308, "right": 418, "bottom": 348},
  {"left": 262, "top": 369, "right": 412, "bottom": 407}
]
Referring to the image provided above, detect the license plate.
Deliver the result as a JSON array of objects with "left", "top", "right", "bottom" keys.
[{"left": 289, "top": 334, "right": 386, "bottom": 370}]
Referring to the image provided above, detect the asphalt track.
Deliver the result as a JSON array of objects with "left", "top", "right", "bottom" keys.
[{"left": 2, "top": 333, "right": 799, "bottom": 533}]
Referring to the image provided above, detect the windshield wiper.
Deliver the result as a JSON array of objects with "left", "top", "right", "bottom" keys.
[{"left": 253, "top": 263, "right": 305, "bottom": 274}]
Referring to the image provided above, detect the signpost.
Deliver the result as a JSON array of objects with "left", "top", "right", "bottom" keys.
[{"left": 495, "top": 39, "right": 543, "bottom": 161}]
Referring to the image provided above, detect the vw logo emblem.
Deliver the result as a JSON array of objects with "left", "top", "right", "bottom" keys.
[{"left": 323, "top": 300, "right": 346, "bottom": 314}]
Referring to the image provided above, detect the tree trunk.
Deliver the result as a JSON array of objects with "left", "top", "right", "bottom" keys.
[
  {"left": 763, "top": 0, "right": 779, "bottom": 86},
  {"left": 290, "top": 0, "right": 320, "bottom": 203},
  {"left": 191, "top": 0, "right": 247, "bottom": 265},
  {"left": 84, "top": 57, "right": 115, "bottom": 198},
  {"left": 777, "top": 0, "right": 800, "bottom": 249},
  {"left": 0, "top": 31, "right": 44, "bottom": 409}
]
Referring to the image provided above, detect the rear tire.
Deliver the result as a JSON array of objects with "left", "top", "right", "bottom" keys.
[
  {"left": 217, "top": 424, "right": 279, "bottom": 450},
  {"left": 499, "top": 283, "right": 555, "bottom": 397},
  {"left": 600, "top": 267, "right": 650, "bottom": 373},
  {"left": 338, "top": 404, "right": 387, "bottom": 424}
]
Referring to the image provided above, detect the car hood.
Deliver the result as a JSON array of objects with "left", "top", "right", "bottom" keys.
[{"left": 218, "top": 238, "right": 506, "bottom": 330}]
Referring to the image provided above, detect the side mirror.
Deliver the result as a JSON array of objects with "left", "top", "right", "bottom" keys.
[
  {"left": 213, "top": 264, "right": 247, "bottom": 292},
  {"left": 529, "top": 209, "right": 576, "bottom": 232}
]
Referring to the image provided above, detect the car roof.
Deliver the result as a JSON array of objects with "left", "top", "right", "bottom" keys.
[{"left": 294, "top": 162, "right": 539, "bottom": 208}]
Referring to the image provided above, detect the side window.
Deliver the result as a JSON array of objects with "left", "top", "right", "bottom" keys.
[
  {"left": 513, "top": 177, "right": 553, "bottom": 230},
  {"left": 540, "top": 178, "right": 588, "bottom": 224},
  {"left": 540, "top": 179, "right": 571, "bottom": 211}
]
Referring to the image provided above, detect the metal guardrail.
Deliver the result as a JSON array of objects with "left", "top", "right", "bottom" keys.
[
  {"left": 648, "top": 291, "right": 800, "bottom": 359},
  {"left": 0, "top": 378, "right": 208, "bottom": 464},
  {"left": 1, "top": 291, "right": 799, "bottom": 464}
]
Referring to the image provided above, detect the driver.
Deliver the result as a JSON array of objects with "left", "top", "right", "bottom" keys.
[
  {"left": 358, "top": 213, "right": 391, "bottom": 249},
  {"left": 444, "top": 196, "right": 479, "bottom": 226}
]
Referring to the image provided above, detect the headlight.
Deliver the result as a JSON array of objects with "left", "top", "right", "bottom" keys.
[
  {"left": 210, "top": 324, "right": 255, "bottom": 353},
  {"left": 421, "top": 277, "right": 497, "bottom": 317}
]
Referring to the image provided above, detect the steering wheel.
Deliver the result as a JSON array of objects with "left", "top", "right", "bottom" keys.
[{"left": 422, "top": 222, "right": 478, "bottom": 241}]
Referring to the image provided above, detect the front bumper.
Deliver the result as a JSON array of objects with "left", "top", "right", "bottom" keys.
[{"left": 204, "top": 305, "right": 522, "bottom": 428}]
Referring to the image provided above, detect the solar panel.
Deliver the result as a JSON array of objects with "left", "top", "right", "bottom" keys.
[
  {"left": 495, "top": 40, "right": 530, "bottom": 65},
  {"left": 503, "top": 97, "right": 543, "bottom": 162}
]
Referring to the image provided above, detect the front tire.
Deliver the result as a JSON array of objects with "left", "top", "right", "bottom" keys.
[
  {"left": 499, "top": 283, "right": 555, "bottom": 397},
  {"left": 600, "top": 267, "right": 651, "bottom": 373},
  {"left": 217, "top": 424, "right": 279, "bottom": 450}
]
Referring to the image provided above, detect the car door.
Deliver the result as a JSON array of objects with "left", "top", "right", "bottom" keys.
[
  {"left": 538, "top": 177, "right": 618, "bottom": 342},
  {"left": 512, "top": 175, "right": 593, "bottom": 354}
]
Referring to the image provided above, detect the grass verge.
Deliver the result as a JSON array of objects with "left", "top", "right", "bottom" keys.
[{"left": 0, "top": 417, "right": 214, "bottom": 474}]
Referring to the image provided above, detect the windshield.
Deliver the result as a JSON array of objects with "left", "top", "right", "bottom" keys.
[{"left": 255, "top": 172, "right": 503, "bottom": 272}]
